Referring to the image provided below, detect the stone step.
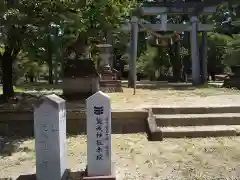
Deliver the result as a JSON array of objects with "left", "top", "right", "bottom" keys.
[
  {"left": 160, "top": 125, "right": 240, "bottom": 138},
  {"left": 155, "top": 113, "right": 240, "bottom": 126},
  {"left": 152, "top": 106, "right": 240, "bottom": 114}
]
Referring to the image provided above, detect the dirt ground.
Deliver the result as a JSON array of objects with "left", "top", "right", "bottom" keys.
[
  {"left": 1, "top": 86, "right": 240, "bottom": 111},
  {"left": 1, "top": 134, "right": 240, "bottom": 180},
  {"left": 109, "top": 87, "right": 240, "bottom": 110}
]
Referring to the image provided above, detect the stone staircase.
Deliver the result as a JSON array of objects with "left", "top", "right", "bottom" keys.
[{"left": 146, "top": 106, "right": 240, "bottom": 141}]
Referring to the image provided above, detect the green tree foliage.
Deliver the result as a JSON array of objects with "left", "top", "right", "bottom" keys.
[
  {"left": 207, "top": 32, "right": 232, "bottom": 67},
  {"left": 0, "top": 0, "right": 137, "bottom": 99},
  {"left": 137, "top": 46, "right": 158, "bottom": 78},
  {"left": 225, "top": 34, "right": 240, "bottom": 66},
  {"left": 0, "top": 0, "right": 77, "bottom": 98},
  {"left": 137, "top": 45, "right": 170, "bottom": 79}
]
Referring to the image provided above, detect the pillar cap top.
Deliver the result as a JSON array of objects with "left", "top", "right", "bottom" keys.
[
  {"left": 190, "top": 16, "right": 198, "bottom": 22},
  {"left": 131, "top": 16, "right": 139, "bottom": 23}
]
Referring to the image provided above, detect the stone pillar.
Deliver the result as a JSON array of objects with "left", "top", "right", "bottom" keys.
[
  {"left": 201, "top": 16, "right": 208, "bottom": 84},
  {"left": 106, "top": 31, "right": 114, "bottom": 68},
  {"left": 190, "top": 16, "right": 201, "bottom": 85},
  {"left": 201, "top": 31, "right": 208, "bottom": 83},
  {"left": 34, "top": 94, "right": 68, "bottom": 180},
  {"left": 128, "top": 16, "right": 138, "bottom": 88},
  {"left": 160, "top": 14, "right": 167, "bottom": 31},
  {"left": 85, "top": 91, "right": 115, "bottom": 179}
]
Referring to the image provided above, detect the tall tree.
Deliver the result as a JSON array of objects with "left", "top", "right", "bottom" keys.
[
  {"left": 0, "top": 0, "right": 137, "bottom": 100},
  {"left": 0, "top": 0, "right": 75, "bottom": 99}
]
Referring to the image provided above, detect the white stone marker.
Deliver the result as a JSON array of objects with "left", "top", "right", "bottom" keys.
[
  {"left": 34, "top": 94, "right": 67, "bottom": 180},
  {"left": 86, "top": 91, "right": 112, "bottom": 176}
]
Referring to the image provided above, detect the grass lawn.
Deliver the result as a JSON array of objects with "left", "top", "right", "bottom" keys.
[{"left": 1, "top": 134, "right": 240, "bottom": 180}]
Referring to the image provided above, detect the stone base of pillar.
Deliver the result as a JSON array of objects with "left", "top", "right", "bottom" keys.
[
  {"left": 100, "top": 80, "right": 123, "bottom": 93},
  {"left": 83, "top": 165, "right": 116, "bottom": 180},
  {"left": 83, "top": 175, "right": 116, "bottom": 180},
  {"left": 128, "top": 78, "right": 134, "bottom": 88},
  {"left": 16, "top": 169, "right": 70, "bottom": 180},
  {"left": 100, "top": 65, "right": 119, "bottom": 80},
  {"left": 100, "top": 66, "right": 117, "bottom": 80},
  {"left": 192, "top": 81, "right": 202, "bottom": 86},
  {"left": 99, "top": 65, "right": 122, "bottom": 92}
]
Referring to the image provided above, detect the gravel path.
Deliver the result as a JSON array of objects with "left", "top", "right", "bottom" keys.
[{"left": 1, "top": 134, "right": 240, "bottom": 180}]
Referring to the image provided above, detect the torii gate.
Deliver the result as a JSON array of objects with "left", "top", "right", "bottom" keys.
[{"left": 124, "top": 0, "right": 239, "bottom": 88}]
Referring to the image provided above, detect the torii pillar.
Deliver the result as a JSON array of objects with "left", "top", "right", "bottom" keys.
[
  {"left": 106, "top": 31, "right": 114, "bottom": 68},
  {"left": 129, "top": 16, "right": 138, "bottom": 88},
  {"left": 190, "top": 16, "right": 201, "bottom": 85},
  {"left": 201, "top": 17, "right": 208, "bottom": 84}
]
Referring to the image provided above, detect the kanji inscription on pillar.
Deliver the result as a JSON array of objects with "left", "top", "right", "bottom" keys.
[{"left": 86, "top": 91, "right": 112, "bottom": 177}]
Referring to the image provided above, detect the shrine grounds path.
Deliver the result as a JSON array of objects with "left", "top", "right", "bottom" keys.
[
  {"left": 1, "top": 82, "right": 240, "bottom": 111},
  {"left": 1, "top": 134, "right": 240, "bottom": 180}
]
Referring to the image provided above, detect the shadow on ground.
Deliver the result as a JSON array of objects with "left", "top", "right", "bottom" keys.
[
  {"left": 16, "top": 170, "right": 85, "bottom": 180},
  {"left": 0, "top": 136, "right": 31, "bottom": 157},
  {"left": 19, "top": 82, "right": 197, "bottom": 91},
  {"left": 0, "top": 92, "right": 39, "bottom": 108},
  {"left": 17, "top": 82, "right": 61, "bottom": 92},
  {"left": 122, "top": 84, "right": 198, "bottom": 91},
  {"left": 0, "top": 82, "right": 61, "bottom": 100}
]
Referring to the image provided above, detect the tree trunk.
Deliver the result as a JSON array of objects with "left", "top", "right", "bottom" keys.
[
  {"left": 54, "top": 60, "right": 59, "bottom": 85},
  {"left": 1, "top": 53, "right": 14, "bottom": 99},
  {"left": 30, "top": 76, "right": 34, "bottom": 83},
  {"left": 48, "top": 56, "right": 53, "bottom": 84},
  {"left": 172, "top": 41, "right": 183, "bottom": 81},
  {"left": 169, "top": 41, "right": 178, "bottom": 82}
]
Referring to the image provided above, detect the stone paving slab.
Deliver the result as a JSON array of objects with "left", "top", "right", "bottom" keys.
[
  {"left": 161, "top": 125, "right": 240, "bottom": 138},
  {"left": 155, "top": 113, "right": 240, "bottom": 127},
  {"left": 152, "top": 106, "right": 240, "bottom": 114},
  {"left": 156, "top": 113, "right": 240, "bottom": 119}
]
